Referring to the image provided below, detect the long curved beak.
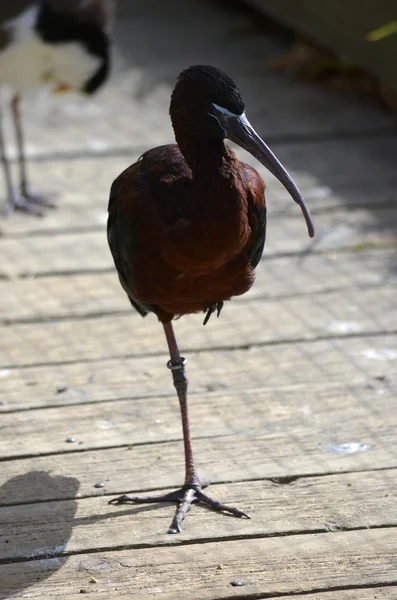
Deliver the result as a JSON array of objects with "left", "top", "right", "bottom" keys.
[{"left": 211, "top": 105, "right": 314, "bottom": 238}]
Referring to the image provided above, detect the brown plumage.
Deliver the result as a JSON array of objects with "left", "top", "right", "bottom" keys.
[
  {"left": 108, "top": 65, "right": 314, "bottom": 533},
  {"left": 108, "top": 144, "right": 265, "bottom": 323}
]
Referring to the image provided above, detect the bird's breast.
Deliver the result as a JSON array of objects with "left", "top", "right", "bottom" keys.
[{"left": 162, "top": 198, "right": 251, "bottom": 275}]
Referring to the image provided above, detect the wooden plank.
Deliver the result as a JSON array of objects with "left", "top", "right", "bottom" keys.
[
  {"left": 248, "top": 0, "right": 397, "bottom": 88},
  {"left": 265, "top": 590, "right": 397, "bottom": 600},
  {"left": 2, "top": 411, "right": 395, "bottom": 505},
  {"left": 2, "top": 128, "right": 397, "bottom": 238},
  {"left": 1, "top": 334, "right": 395, "bottom": 412},
  {"left": 1, "top": 248, "right": 395, "bottom": 324},
  {"left": 2, "top": 205, "right": 397, "bottom": 279},
  {"left": 0, "top": 374, "right": 394, "bottom": 460},
  {"left": 0, "top": 378, "right": 391, "bottom": 459},
  {"left": 1, "top": 528, "right": 396, "bottom": 599},
  {"left": 1, "top": 470, "right": 396, "bottom": 562},
  {"left": 1, "top": 286, "right": 396, "bottom": 368}
]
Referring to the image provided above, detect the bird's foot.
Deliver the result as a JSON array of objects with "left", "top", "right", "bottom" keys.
[
  {"left": 203, "top": 301, "right": 224, "bottom": 325},
  {"left": 109, "top": 480, "right": 250, "bottom": 533},
  {"left": 4, "top": 190, "right": 56, "bottom": 217}
]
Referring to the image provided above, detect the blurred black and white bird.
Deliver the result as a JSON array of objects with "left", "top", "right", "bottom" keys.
[{"left": 0, "top": 1, "right": 115, "bottom": 216}]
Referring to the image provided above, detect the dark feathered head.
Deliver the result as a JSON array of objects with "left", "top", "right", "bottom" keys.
[
  {"left": 170, "top": 65, "right": 246, "bottom": 143},
  {"left": 169, "top": 64, "right": 314, "bottom": 238}
]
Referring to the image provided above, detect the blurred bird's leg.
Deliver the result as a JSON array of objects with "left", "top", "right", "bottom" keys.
[
  {"left": 10, "top": 94, "right": 56, "bottom": 215},
  {"left": 0, "top": 103, "right": 17, "bottom": 217},
  {"left": 109, "top": 321, "right": 250, "bottom": 533}
]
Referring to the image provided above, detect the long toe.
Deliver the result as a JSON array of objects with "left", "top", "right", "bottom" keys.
[
  {"left": 108, "top": 489, "right": 186, "bottom": 505},
  {"left": 109, "top": 484, "right": 250, "bottom": 533},
  {"left": 20, "top": 191, "right": 57, "bottom": 209},
  {"left": 197, "top": 489, "right": 251, "bottom": 519},
  {"left": 5, "top": 191, "right": 56, "bottom": 217},
  {"left": 5, "top": 194, "right": 44, "bottom": 217},
  {"left": 168, "top": 487, "right": 198, "bottom": 534}
]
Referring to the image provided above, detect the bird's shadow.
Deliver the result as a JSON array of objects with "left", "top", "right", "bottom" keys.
[
  {"left": 0, "top": 471, "right": 79, "bottom": 599},
  {"left": 0, "top": 471, "right": 187, "bottom": 598}
]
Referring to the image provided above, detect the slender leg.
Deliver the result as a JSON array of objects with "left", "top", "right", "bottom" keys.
[
  {"left": 9, "top": 94, "right": 55, "bottom": 215},
  {"left": 12, "top": 95, "right": 29, "bottom": 198},
  {"left": 109, "top": 321, "right": 250, "bottom": 533},
  {"left": 0, "top": 102, "right": 17, "bottom": 216},
  {"left": 163, "top": 320, "right": 200, "bottom": 487}
]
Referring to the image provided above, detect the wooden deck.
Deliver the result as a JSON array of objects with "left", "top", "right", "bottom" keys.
[{"left": 1, "top": 0, "right": 397, "bottom": 598}]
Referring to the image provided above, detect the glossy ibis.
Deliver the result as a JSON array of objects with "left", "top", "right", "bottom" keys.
[
  {"left": 0, "top": 0, "right": 114, "bottom": 216},
  {"left": 108, "top": 65, "right": 314, "bottom": 533}
]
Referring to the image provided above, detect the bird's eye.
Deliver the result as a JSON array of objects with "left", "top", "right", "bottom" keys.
[
  {"left": 209, "top": 103, "right": 244, "bottom": 130},
  {"left": 211, "top": 103, "right": 241, "bottom": 118}
]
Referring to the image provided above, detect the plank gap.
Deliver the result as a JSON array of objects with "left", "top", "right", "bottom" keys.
[
  {"left": 1, "top": 280, "right": 392, "bottom": 328},
  {"left": 5, "top": 523, "right": 397, "bottom": 566},
  {"left": 6, "top": 241, "right": 397, "bottom": 282},
  {"left": 2, "top": 532, "right": 397, "bottom": 595},
  {"left": 0, "top": 529, "right": 327, "bottom": 566},
  {"left": 1, "top": 329, "right": 396, "bottom": 372},
  {"left": 2, "top": 197, "right": 396, "bottom": 242},
  {"left": 254, "top": 581, "right": 397, "bottom": 600},
  {"left": 2, "top": 464, "right": 397, "bottom": 507},
  {"left": 1, "top": 381, "right": 324, "bottom": 414},
  {"left": 2, "top": 125, "right": 395, "bottom": 166}
]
